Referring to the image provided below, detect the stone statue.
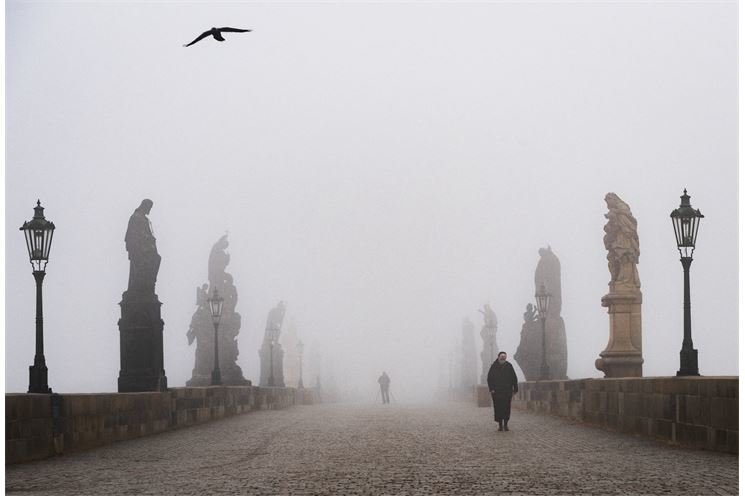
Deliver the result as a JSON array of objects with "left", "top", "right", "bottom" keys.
[
  {"left": 603, "top": 193, "right": 641, "bottom": 293},
  {"left": 523, "top": 303, "right": 537, "bottom": 323},
  {"left": 460, "top": 318, "right": 478, "bottom": 389},
  {"left": 266, "top": 301, "right": 286, "bottom": 333},
  {"left": 186, "top": 235, "right": 248, "bottom": 386},
  {"left": 478, "top": 304, "right": 498, "bottom": 384},
  {"left": 514, "top": 303, "right": 540, "bottom": 381},
  {"left": 187, "top": 284, "right": 210, "bottom": 347},
  {"left": 125, "top": 199, "right": 161, "bottom": 295},
  {"left": 597, "top": 193, "right": 643, "bottom": 377},
  {"left": 259, "top": 301, "right": 287, "bottom": 386},
  {"left": 118, "top": 199, "right": 167, "bottom": 392},
  {"left": 514, "top": 246, "right": 568, "bottom": 381},
  {"left": 479, "top": 303, "right": 497, "bottom": 329}
]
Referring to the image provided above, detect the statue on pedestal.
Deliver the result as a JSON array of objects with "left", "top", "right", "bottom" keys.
[
  {"left": 186, "top": 234, "right": 248, "bottom": 386},
  {"left": 259, "top": 301, "right": 286, "bottom": 386},
  {"left": 125, "top": 199, "right": 161, "bottom": 295},
  {"left": 596, "top": 193, "right": 644, "bottom": 377},
  {"left": 478, "top": 304, "right": 498, "bottom": 384},
  {"left": 118, "top": 199, "right": 167, "bottom": 392},
  {"left": 515, "top": 246, "right": 568, "bottom": 381}
]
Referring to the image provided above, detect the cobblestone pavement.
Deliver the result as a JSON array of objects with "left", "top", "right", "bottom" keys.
[{"left": 6, "top": 402, "right": 739, "bottom": 495}]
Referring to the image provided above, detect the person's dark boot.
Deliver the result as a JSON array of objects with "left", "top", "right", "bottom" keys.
[
  {"left": 498, "top": 420, "right": 503, "bottom": 431},
  {"left": 504, "top": 420, "right": 509, "bottom": 431}
]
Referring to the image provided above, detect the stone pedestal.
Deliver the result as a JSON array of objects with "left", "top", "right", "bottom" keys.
[
  {"left": 595, "top": 292, "right": 643, "bottom": 378},
  {"left": 118, "top": 291, "right": 168, "bottom": 392}
]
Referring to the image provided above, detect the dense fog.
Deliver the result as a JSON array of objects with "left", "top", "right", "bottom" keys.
[{"left": 5, "top": 1, "right": 737, "bottom": 401}]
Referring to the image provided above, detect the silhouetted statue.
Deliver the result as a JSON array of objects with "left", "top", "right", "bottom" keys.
[
  {"left": 259, "top": 301, "right": 287, "bottom": 386},
  {"left": 523, "top": 303, "right": 537, "bottom": 323},
  {"left": 479, "top": 303, "right": 497, "bottom": 328},
  {"left": 514, "top": 246, "right": 568, "bottom": 381},
  {"left": 266, "top": 301, "right": 286, "bottom": 333},
  {"left": 125, "top": 199, "right": 161, "bottom": 295},
  {"left": 186, "top": 235, "right": 248, "bottom": 386},
  {"left": 187, "top": 284, "right": 210, "bottom": 347},
  {"left": 118, "top": 199, "right": 167, "bottom": 392},
  {"left": 184, "top": 27, "right": 252, "bottom": 47},
  {"left": 478, "top": 304, "right": 498, "bottom": 384}
]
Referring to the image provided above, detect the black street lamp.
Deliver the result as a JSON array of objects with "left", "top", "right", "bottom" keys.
[
  {"left": 20, "top": 200, "right": 56, "bottom": 394},
  {"left": 297, "top": 340, "right": 304, "bottom": 389},
  {"left": 208, "top": 287, "right": 224, "bottom": 386},
  {"left": 535, "top": 282, "right": 551, "bottom": 381},
  {"left": 670, "top": 189, "right": 704, "bottom": 377}
]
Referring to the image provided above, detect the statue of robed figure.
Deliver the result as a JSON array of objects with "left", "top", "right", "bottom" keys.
[{"left": 118, "top": 199, "right": 167, "bottom": 392}]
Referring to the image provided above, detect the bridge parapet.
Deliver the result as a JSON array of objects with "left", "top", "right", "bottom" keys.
[
  {"left": 476, "top": 377, "right": 737, "bottom": 454},
  {"left": 6, "top": 386, "right": 318, "bottom": 464}
]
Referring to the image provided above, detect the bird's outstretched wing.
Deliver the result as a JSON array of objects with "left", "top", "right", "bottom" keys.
[
  {"left": 184, "top": 30, "right": 212, "bottom": 47},
  {"left": 218, "top": 27, "right": 252, "bottom": 33}
]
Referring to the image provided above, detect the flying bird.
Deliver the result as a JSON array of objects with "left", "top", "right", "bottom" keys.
[{"left": 183, "top": 27, "right": 252, "bottom": 47}]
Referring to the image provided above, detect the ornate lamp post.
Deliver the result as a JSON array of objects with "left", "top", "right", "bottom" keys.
[
  {"left": 20, "top": 200, "right": 56, "bottom": 394},
  {"left": 208, "top": 287, "right": 224, "bottom": 385},
  {"left": 535, "top": 282, "right": 551, "bottom": 381},
  {"left": 670, "top": 189, "right": 704, "bottom": 376},
  {"left": 297, "top": 340, "right": 305, "bottom": 389}
]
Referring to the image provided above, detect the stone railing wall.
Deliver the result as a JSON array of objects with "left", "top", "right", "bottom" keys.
[
  {"left": 7, "top": 386, "right": 315, "bottom": 464},
  {"left": 477, "top": 377, "right": 737, "bottom": 454}
]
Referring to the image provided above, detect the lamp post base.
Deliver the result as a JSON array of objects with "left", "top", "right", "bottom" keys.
[
  {"left": 677, "top": 347, "right": 700, "bottom": 376},
  {"left": 28, "top": 362, "right": 51, "bottom": 394}
]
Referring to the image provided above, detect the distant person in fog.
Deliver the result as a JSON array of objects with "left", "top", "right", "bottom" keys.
[
  {"left": 487, "top": 351, "right": 518, "bottom": 431},
  {"left": 378, "top": 372, "right": 391, "bottom": 404}
]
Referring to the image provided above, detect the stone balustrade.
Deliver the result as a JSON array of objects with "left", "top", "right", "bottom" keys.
[
  {"left": 6, "top": 386, "right": 319, "bottom": 464},
  {"left": 477, "top": 377, "right": 737, "bottom": 454}
]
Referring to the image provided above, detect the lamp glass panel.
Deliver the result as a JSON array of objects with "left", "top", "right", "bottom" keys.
[{"left": 32, "top": 230, "right": 44, "bottom": 259}]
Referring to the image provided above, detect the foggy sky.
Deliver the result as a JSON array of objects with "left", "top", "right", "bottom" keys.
[{"left": 5, "top": 1, "right": 737, "bottom": 400}]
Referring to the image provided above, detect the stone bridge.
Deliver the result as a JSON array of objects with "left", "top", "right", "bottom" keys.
[{"left": 5, "top": 398, "right": 738, "bottom": 495}]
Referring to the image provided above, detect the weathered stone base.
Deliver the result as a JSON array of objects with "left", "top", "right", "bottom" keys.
[
  {"left": 118, "top": 292, "right": 167, "bottom": 392},
  {"left": 510, "top": 377, "right": 737, "bottom": 454},
  {"left": 597, "top": 292, "right": 643, "bottom": 378}
]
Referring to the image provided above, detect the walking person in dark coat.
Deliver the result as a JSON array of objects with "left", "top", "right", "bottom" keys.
[{"left": 487, "top": 351, "right": 518, "bottom": 431}]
